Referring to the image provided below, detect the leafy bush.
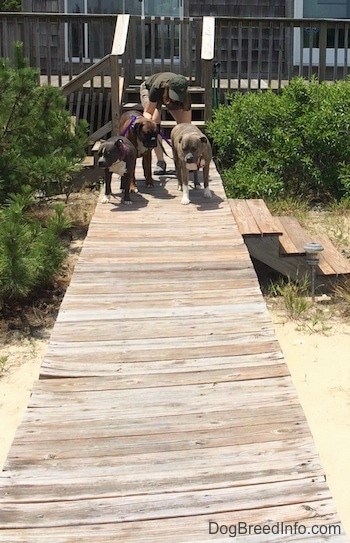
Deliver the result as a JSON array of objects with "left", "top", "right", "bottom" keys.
[
  {"left": 0, "top": 43, "right": 87, "bottom": 203},
  {"left": 0, "top": 187, "right": 71, "bottom": 303},
  {"left": 207, "top": 77, "right": 350, "bottom": 202},
  {"left": 0, "top": 0, "right": 21, "bottom": 10}
]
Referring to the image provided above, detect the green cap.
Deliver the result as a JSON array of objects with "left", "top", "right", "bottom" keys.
[{"left": 168, "top": 75, "right": 188, "bottom": 102}]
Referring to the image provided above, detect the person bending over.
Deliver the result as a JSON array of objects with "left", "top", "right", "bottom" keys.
[{"left": 140, "top": 72, "right": 192, "bottom": 174}]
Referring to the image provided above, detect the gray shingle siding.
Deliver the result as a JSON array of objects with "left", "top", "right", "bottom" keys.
[{"left": 189, "top": 0, "right": 287, "bottom": 17}]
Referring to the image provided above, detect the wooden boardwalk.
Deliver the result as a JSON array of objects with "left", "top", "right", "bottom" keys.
[{"left": 0, "top": 157, "right": 348, "bottom": 542}]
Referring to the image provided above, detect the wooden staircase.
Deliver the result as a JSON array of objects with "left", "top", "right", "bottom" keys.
[
  {"left": 228, "top": 198, "right": 350, "bottom": 288},
  {"left": 122, "top": 84, "right": 207, "bottom": 135}
]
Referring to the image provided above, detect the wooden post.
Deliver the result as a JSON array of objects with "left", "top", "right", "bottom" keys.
[
  {"left": 110, "top": 14, "right": 130, "bottom": 136},
  {"left": 201, "top": 16, "right": 215, "bottom": 123}
]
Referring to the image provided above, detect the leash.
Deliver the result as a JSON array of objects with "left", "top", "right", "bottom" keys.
[
  {"left": 120, "top": 114, "right": 139, "bottom": 137},
  {"left": 158, "top": 130, "right": 174, "bottom": 159}
]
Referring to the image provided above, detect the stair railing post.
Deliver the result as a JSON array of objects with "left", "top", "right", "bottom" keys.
[
  {"left": 110, "top": 55, "right": 119, "bottom": 136},
  {"left": 110, "top": 14, "right": 130, "bottom": 136},
  {"left": 201, "top": 16, "right": 215, "bottom": 123}
]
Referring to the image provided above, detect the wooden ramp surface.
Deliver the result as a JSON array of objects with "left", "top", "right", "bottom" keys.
[{"left": 0, "top": 159, "right": 348, "bottom": 542}]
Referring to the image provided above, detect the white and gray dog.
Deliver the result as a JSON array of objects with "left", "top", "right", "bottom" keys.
[{"left": 171, "top": 123, "right": 212, "bottom": 205}]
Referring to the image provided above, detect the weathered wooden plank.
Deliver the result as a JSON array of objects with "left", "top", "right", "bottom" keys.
[
  {"left": 277, "top": 216, "right": 311, "bottom": 255},
  {"left": 316, "top": 233, "right": 350, "bottom": 275},
  {"left": 4, "top": 425, "right": 310, "bottom": 467},
  {"left": 2, "top": 439, "right": 322, "bottom": 499},
  {"left": 15, "top": 402, "right": 301, "bottom": 440},
  {"left": 39, "top": 350, "right": 285, "bottom": 379},
  {"left": 276, "top": 216, "right": 336, "bottom": 275},
  {"left": 58, "top": 289, "right": 264, "bottom": 312},
  {"left": 0, "top": 477, "right": 334, "bottom": 528},
  {"left": 0, "top": 502, "right": 346, "bottom": 543},
  {"left": 27, "top": 377, "right": 294, "bottom": 409},
  {"left": 49, "top": 314, "right": 273, "bottom": 342},
  {"left": 41, "top": 340, "right": 282, "bottom": 371},
  {"left": 245, "top": 198, "right": 282, "bottom": 235},
  {"left": 227, "top": 199, "right": 261, "bottom": 235}
]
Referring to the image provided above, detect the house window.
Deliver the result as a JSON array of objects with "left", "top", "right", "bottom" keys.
[
  {"left": 294, "top": 0, "right": 350, "bottom": 66},
  {"left": 65, "top": 0, "right": 182, "bottom": 61}
]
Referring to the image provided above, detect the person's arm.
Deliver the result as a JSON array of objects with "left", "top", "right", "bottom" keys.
[
  {"left": 143, "top": 100, "right": 157, "bottom": 119},
  {"left": 143, "top": 101, "right": 161, "bottom": 124}
]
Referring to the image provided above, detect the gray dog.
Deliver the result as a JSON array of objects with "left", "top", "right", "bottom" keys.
[
  {"left": 97, "top": 136, "right": 137, "bottom": 205},
  {"left": 171, "top": 123, "right": 212, "bottom": 205}
]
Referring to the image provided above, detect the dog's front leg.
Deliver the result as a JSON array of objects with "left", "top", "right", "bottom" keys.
[
  {"left": 203, "top": 163, "right": 212, "bottom": 199},
  {"left": 121, "top": 173, "right": 132, "bottom": 205},
  {"left": 143, "top": 151, "right": 154, "bottom": 188},
  {"left": 101, "top": 169, "right": 112, "bottom": 203},
  {"left": 181, "top": 167, "right": 191, "bottom": 205}
]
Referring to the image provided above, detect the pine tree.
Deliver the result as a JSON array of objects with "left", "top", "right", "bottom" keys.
[
  {"left": 0, "top": 43, "right": 87, "bottom": 302},
  {"left": 0, "top": 42, "right": 87, "bottom": 203}
]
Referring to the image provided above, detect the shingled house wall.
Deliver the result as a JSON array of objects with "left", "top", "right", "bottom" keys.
[
  {"left": 186, "top": 0, "right": 288, "bottom": 18},
  {"left": 22, "top": 0, "right": 293, "bottom": 18}
]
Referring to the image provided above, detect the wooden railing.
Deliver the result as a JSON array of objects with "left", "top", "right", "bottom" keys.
[
  {"left": 2, "top": 12, "right": 350, "bottom": 87},
  {"left": 2, "top": 12, "right": 350, "bottom": 135},
  {"left": 213, "top": 16, "right": 350, "bottom": 95},
  {"left": 61, "top": 15, "right": 130, "bottom": 138}
]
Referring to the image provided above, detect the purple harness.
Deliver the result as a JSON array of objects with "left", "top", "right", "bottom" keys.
[{"left": 120, "top": 114, "right": 139, "bottom": 136}]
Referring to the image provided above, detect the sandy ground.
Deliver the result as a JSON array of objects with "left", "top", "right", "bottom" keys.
[
  {"left": 0, "top": 309, "right": 349, "bottom": 537},
  {"left": 270, "top": 310, "right": 350, "bottom": 537},
  {"left": 0, "top": 338, "right": 48, "bottom": 468}
]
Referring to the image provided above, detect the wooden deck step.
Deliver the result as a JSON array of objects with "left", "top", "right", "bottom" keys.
[
  {"left": 228, "top": 199, "right": 350, "bottom": 280},
  {"left": 276, "top": 216, "right": 350, "bottom": 276},
  {"left": 228, "top": 198, "right": 282, "bottom": 236},
  {"left": 80, "top": 155, "right": 95, "bottom": 168},
  {"left": 275, "top": 216, "right": 310, "bottom": 255}
]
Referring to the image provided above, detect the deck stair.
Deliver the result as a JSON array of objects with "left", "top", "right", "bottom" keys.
[
  {"left": 122, "top": 84, "right": 207, "bottom": 134},
  {"left": 228, "top": 198, "right": 350, "bottom": 286}
]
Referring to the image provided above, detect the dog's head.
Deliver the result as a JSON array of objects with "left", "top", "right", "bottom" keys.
[
  {"left": 178, "top": 133, "right": 210, "bottom": 170},
  {"left": 133, "top": 118, "right": 158, "bottom": 149},
  {"left": 98, "top": 137, "right": 128, "bottom": 168}
]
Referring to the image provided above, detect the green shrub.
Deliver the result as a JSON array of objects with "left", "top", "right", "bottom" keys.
[
  {"left": 0, "top": 188, "right": 70, "bottom": 303},
  {"left": 0, "top": 43, "right": 87, "bottom": 203},
  {"left": 207, "top": 77, "right": 350, "bottom": 202},
  {"left": 0, "top": 0, "right": 21, "bottom": 10}
]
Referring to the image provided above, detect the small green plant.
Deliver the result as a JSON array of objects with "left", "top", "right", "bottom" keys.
[
  {"left": 333, "top": 278, "right": 350, "bottom": 306},
  {"left": 0, "top": 356, "right": 8, "bottom": 376},
  {"left": 267, "top": 276, "right": 311, "bottom": 319}
]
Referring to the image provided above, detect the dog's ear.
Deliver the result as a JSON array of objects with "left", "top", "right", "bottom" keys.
[{"left": 200, "top": 136, "right": 207, "bottom": 144}]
